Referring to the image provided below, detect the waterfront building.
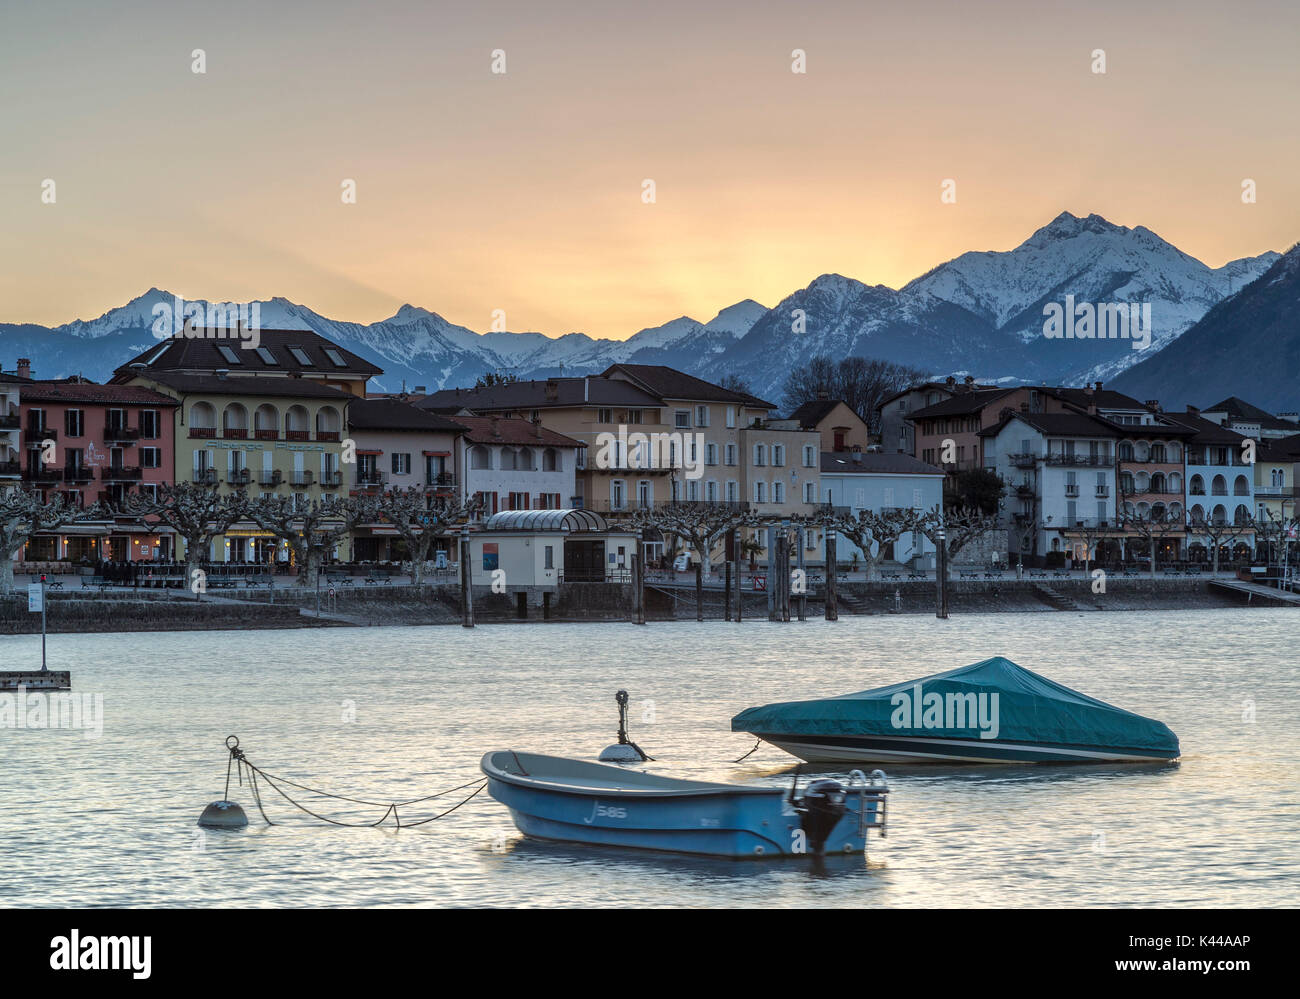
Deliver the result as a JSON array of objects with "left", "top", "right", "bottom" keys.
[
  {"left": 1199, "top": 396, "right": 1300, "bottom": 441},
  {"left": 0, "top": 362, "right": 31, "bottom": 484},
  {"left": 817, "top": 451, "right": 945, "bottom": 568},
  {"left": 876, "top": 376, "right": 993, "bottom": 456},
  {"left": 1163, "top": 408, "right": 1257, "bottom": 562},
  {"left": 785, "top": 397, "right": 872, "bottom": 453},
  {"left": 1108, "top": 408, "right": 1195, "bottom": 563},
  {"left": 18, "top": 380, "right": 179, "bottom": 561},
  {"left": 1253, "top": 433, "right": 1300, "bottom": 529},
  {"left": 452, "top": 415, "right": 583, "bottom": 518}
]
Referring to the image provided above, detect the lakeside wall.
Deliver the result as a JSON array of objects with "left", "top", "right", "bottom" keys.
[{"left": 0, "top": 577, "right": 1283, "bottom": 634}]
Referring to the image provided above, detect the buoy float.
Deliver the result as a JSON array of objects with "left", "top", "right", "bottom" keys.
[
  {"left": 198, "top": 800, "right": 248, "bottom": 829},
  {"left": 597, "top": 690, "right": 653, "bottom": 763}
]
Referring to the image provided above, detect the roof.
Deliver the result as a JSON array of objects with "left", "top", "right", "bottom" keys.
[
  {"left": 789, "top": 399, "right": 862, "bottom": 428},
  {"left": 1159, "top": 410, "right": 1250, "bottom": 446},
  {"left": 132, "top": 371, "right": 355, "bottom": 401},
  {"left": 819, "top": 451, "right": 945, "bottom": 475},
  {"left": 112, "top": 329, "right": 382, "bottom": 379},
  {"left": 454, "top": 415, "right": 584, "bottom": 448},
  {"left": 1201, "top": 396, "right": 1298, "bottom": 432},
  {"left": 1259, "top": 433, "right": 1300, "bottom": 460},
  {"left": 877, "top": 380, "right": 997, "bottom": 410},
  {"left": 418, "top": 376, "right": 661, "bottom": 414},
  {"left": 483, "top": 509, "right": 608, "bottom": 532},
  {"left": 600, "top": 364, "right": 777, "bottom": 409},
  {"left": 979, "top": 411, "right": 1118, "bottom": 438},
  {"left": 20, "top": 382, "right": 179, "bottom": 406},
  {"left": 907, "top": 388, "right": 1017, "bottom": 419},
  {"left": 1047, "top": 386, "right": 1148, "bottom": 411},
  {"left": 347, "top": 398, "right": 465, "bottom": 433}
]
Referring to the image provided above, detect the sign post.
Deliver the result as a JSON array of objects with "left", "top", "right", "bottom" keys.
[{"left": 28, "top": 576, "right": 47, "bottom": 671}]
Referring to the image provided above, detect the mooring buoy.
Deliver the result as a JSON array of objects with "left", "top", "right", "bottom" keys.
[
  {"left": 597, "top": 690, "right": 653, "bottom": 763},
  {"left": 198, "top": 799, "right": 248, "bottom": 828}
]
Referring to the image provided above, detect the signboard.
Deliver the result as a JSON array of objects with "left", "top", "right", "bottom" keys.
[
  {"left": 753, "top": 576, "right": 767, "bottom": 592},
  {"left": 27, "top": 584, "right": 43, "bottom": 612}
]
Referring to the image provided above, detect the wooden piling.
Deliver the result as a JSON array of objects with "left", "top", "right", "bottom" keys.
[
  {"left": 825, "top": 529, "right": 838, "bottom": 621},
  {"left": 460, "top": 531, "right": 474, "bottom": 628}
]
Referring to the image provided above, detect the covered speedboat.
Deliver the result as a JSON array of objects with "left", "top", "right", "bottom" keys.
[
  {"left": 482, "top": 751, "right": 889, "bottom": 859},
  {"left": 731, "top": 656, "right": 1180, "bottom": 764}
]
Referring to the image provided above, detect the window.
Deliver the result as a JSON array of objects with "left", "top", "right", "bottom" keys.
[
  {"left": 803, "top": 445, "right": 816, "bottom": 467},
  {"left": 64, "top": 409, "right": 84, "bottom": 438},
  {"left": 726, "top": 406, "right": 736, "bottom": 429},
  {"left": 772, "top": 481, "right": 784, "bottom": 503},
  {"left": 705, "top": 443, "right": 718, "bottom": 466},
  {"left": 140, "top": 410, "right": 160, "bottom": 439},
  {"left": 753, "top": 444, "right": 766, "bottom": 467},
  {"left": 754, "top": 481, "right": 766, "bottom": 503},
  {"left": 392, "top": 453, "right": 411, "bottom": 475},
  {"left": 726, "top": 480, "right": 738, "bottom": 502},
  {"left": 469, "top": 446, "right": 492, "bottom": 470},
  {"left": 772, "top": 444, "right": 785, "bottom": 467},
  {"left": 288, "top": 346, "right": 314, "bottom": 365},
  {"left": 627, "top": 409, "right": 642, "bottom": 425},
  {"left": 725, "top": 443, "right": 737, "bottom": 466},
  {"left": 141, "top": 447, "right": 161, "bottom": 469},
  {"left": 675, "top": 410, "right": 690, "bottom": 429},
  {"left": 216, "top": 344, "right": 242, "bottom": 364},
  {"left": 686, "top": 479, "right": 699, "bottom": 501},
  {"left": 706, "top": 480, "right": 718, "bottom": 502},
  {"left": 255, "top": 346, "right": 277, "bottom": 364},
  {"left": 544, "top": 546, "right": 554, "bottom": 570},
  {"left": 507, "top": 492, "right": 529, "bottom": 510},
  {"left": 323, "top": 348, "right": 347, "bottom": 367},
  {"left": 695, "top": 405, "right": 709, "bottom": 427},
  {"left": 597, "top": 409, "right": 612, "bottom": 424},
  {"left": 804, "top": 481, "right": 816, "bottom": 503}
]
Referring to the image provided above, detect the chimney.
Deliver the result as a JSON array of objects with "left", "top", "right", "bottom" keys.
[
  {"left": 1019, "top": 402, "right": 1029, "bottom": 412},
  {"left": 1095, "top": 381, "right": 1103, "bottom": 392},
  {"left": 1145, "top": 399, "right": 1161, "bottom": 412},
  {"left": 532, "top": 414, "right": 543, "bottom": 439},
  {"left": 1187, "top": 405, "right": 1200, "bottom": 416},
  {"left": 945, "top": 375, "right": 956, "bottom": 389},
  {"left": 584, "top": 376, "right": 589, "bottom": 403},
  {"left": 816, "top": 389, "right": 830, "bottom": 400},
  {"left": 16, "top": 358, "right": 31, "bottom": 379}
]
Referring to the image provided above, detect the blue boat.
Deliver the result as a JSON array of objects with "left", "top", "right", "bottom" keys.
[
  {"left": 481, "top": 751, "right": 889, "bottom": 859},
  {"left": 732, "top": 656, "right": 1180, "bottom": 765}
]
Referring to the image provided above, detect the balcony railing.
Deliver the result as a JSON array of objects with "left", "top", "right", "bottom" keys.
[
  {"left": 289, "top": 470, "right": 314, "bottom": 487},
  {"left": 1064, "top": 485, "right": 1079, "bottom": 497},
  {"left": 254, "top": 428, "right": 279, "bottom": 440},
  {"left": 1045, "top": 454, "right": 1113, "bottom": 467},
  {"left": 1008, "top": 453, "right": 1038, "bottom": 468},
  {"left": 320, "top": 470, "right": 343, "bottom": 488},
  {"left": 104, "top": 425, "right": 139, "bottom": 444},
  {"left": 315, "top": 430, "right": 341, "bottom": 442},
  {"left": 259, "top": 470, "right": 283, "bottom": 486},
  {"left": 286, "top": 429, "right": 310, "bottom": 441},
  {"left": 190, "top": 427, "right": 217, "bottom": 439},
  {"left": 193, "top": 468, "right": 218, "bottom": 485},
  {"left": 1095, "top": 486, "right": 1110, "bottom": 497},
  {"left": 24, "top": 427, "right": 55, "bottom": 443},
  {"left": 22, "top": 466, "right": 63, "bottom": 483},
  {"left": 427, "top": 472, "right": 456, "bottom": 489},
  {"left": 102, "top": 465, "right": 142, "bottom": 481},
  {"left": 63, "top": 465, "right": 95, "bottom": 483},
  {"left": 0, "top": 413, "right": 21, "bottom": 430},
  {"left": 355, "top": 470, "right": 384, "bottom": 487},
  {"left": 0, "top": 459, "right": 21, "bottom": 477},
  {"left": 227, "top": 469, "right": 252, "bottom": 485},
  {"left": 223, "top": 427, "right": 249, "bottom": 440}
]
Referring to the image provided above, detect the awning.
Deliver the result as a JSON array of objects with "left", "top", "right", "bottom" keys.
[{"left": 482, "top": 508, "right": 608, "bottom": 532}]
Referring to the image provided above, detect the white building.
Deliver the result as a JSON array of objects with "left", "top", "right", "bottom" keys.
[
  {"left": 817, "top": 450, "right": 945, "bottom": 566},
  {"left": 454, "top": 415, "right": 583, "bottom": 516}
]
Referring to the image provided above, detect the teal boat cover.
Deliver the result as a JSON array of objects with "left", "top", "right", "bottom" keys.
[{"left": 731, "top": 656, "right": 1179, "bottom": 756}]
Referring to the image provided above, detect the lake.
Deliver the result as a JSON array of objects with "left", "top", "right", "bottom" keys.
[{"left": 1, "top": 609, "right": 1295, "bottom": 907}]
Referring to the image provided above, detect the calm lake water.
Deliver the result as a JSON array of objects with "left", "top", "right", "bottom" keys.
[{"left": 1, "top": 609, "right": 1296, "bottom": 908}]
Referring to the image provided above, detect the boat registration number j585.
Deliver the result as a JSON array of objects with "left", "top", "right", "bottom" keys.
[{"left": 584, "top": 802, "right": 628, "bottom": 823}]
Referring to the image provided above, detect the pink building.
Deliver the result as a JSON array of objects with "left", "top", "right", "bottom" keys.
[{"left": 20, "top": 382, "right": 179, "bottom": 562}]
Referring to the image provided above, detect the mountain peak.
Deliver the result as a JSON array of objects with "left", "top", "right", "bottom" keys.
[{"left": 1026, "top": 211, "right": 1127, "bottom": 245}]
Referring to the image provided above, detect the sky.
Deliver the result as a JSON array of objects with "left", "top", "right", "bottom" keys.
[{"left": 2, "top": 0, "right": 1297, "bottom": 337}]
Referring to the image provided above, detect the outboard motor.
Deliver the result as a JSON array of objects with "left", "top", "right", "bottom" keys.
[{"left": 793, "top": 778, "right": 848, "bottom": 855}]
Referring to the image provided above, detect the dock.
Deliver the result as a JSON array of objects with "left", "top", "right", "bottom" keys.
[
  {"left": 1, "top": 671, "right": 72, "bottom": 692},
  {"left": 1207, "top": 579, "right": 1300, "bottom": 606}
]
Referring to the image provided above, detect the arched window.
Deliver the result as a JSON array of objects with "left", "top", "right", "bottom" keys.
[
  {"left": 517, "top": 448, "right": 535, "bottom": 471},
  {"left": 1150, "top": 443, "right": 1167, "bottom": 463},
  {"left": 469, "top": 446, "right": 492, "bottom": 470},
  {"left": 1118, "top": 441, "right": 1134, "bottom": 461},
  {"left": 1190, "top": 474, "right": 1205, "bottom": 496},
  {"left": 1233, "top": 475, "right": 1250, "bottom": 496},
  {"left": 542, "top": 448, "right": 559, "bottom": 472},
  {"left": 1234, "top": 504, "right": 1251, "bottom": 526},
  {"left": 1211, "top": 475, "right": 1228, "bottom": 496},
  {"left": 222, "top": 403, "right": 248, "bottom": 438},
  {"left": 254, "top": 404, "right": 279, "bottom": 438},
  {"left": 191, "top": 401, "right": 216, "bottom": 431},
  {"left": 316, "top": 406, "right": 341, "bottom": 440}
]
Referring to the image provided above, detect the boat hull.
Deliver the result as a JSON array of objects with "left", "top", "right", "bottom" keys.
[
  {"left": 482, "top": 751, "right": 885, "bottom": 860},
  {"left": 762, "top": 734, "right": 1176, "bottom": 765}
]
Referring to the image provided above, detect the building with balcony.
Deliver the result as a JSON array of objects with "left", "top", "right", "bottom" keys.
[
  {"left": 816, "top": 450, "right": 945, "bottom": 568},
  {"left": 0, "top": 365, "right": 31, "bottom": 483},
  {"left": 345, "top": 398, "right": 468, "bottom": 562},
  {"left": 876, "top": 376, "right": 994, "bottom": 456},
  {"left": 1198, "top": 396, "right": 1300, "bottom": 441},
  {"left": 453, "top": 415, "right": 583, "bottom": 518},
  {"left": 785, "top": 398, "right": 872, "bottom": 454},
  {"left": 1163, "top": 408, "right": 1256, "bottom": 562},
  {"left": 16, "top": 381, "right": 179, "bottom": 561}
]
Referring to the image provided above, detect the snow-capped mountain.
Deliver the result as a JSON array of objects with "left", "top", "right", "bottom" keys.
[{"left": 0, "top": 213, "right": 1279, "bottom": 404}]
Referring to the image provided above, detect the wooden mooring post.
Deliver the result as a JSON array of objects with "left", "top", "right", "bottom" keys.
[
  {"left": 460, "top": 526, "right": 474, "bottom": 628},
  {"left": 825, "top": 528, "right": 839, "bottom": 621}
]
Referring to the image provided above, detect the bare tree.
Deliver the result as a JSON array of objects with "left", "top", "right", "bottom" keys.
[
  {"left": 1118, "top": 511, "right": 1184, "bottom": 577},
  {"left": 0, "top": 488, "right": 96, "bottom": 594},
  {"left": 631, "top": 503, "right": 754, "bottom": 620},
  {"left": 1187, "top": 510, "right": 1251, "bottom": 575},
  {"left": 917, "top": 505, "right": 1000, "bottom": 578},
  {"left": 371, "top": 488, "right": 480, "bottom": 585},
  {"left": 784, "top": 355, "right": 929, "bottom": 431},
  {"left": 829, "top": 507, "right": 924, "bottom": 580},
  {"left": 119, "top": 483, "right": 248, "bottom": 594},
  {"left": 247, "top": 494, "right": 379, "bottom": 588}
]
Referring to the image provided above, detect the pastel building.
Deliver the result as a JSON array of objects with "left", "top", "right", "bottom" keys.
[{"left": 817, "top": 451, "right": 945, "bottom": 566}]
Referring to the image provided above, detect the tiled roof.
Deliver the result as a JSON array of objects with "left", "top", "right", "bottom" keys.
[
  {"left": 907, "top": 388, "right": 1017, "bottom": 419},
  {"left": 134, "top": 371, "right": 355, "bottom": 401},
  {"left": 820, "top": 451, "right": 945, "bottom": 475},
  {"left": 1201, "top": 396, "right": 1298, "bottom": 431},
  {"left": 20, "top": 382, "right": 179, "bottom": 406},
  {"left": 454, "top": 415, "right": 584, "bottom": 448},
  {"left": 113, "top": 329, "right": 382, "bottom": 378},
  {"left": 418, "top": 376, "right": 661, "bottom": 413},
  {"left": 1047, "top": 386, "right": 1148, "bottom": 411},
  {"left": 348, "top": 399, "right": 465, "bottom": 432},
  {"left": 789, "top": 399, "right": 855, "bottom": 427},
  {"left": 980, "top": 411, "right": 1118, "bottom": 438},
  {"left": 1159, "top": 410, "right": 1250, "bottom": 445},
  {"left": 600, "top": 364, "right": 777, "bottom": 409}
]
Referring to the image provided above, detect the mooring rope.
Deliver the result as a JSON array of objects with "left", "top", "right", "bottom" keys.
[
  {"left": 732, "top": 738, "right": 763, "bottom": 763},
  {"left": 221, "top": 736, "right": 487, "bottom": 828}
]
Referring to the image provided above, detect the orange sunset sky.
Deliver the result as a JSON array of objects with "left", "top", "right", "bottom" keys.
[{"left": 2, "top": 0, "right": 1296, "bottom": 336}]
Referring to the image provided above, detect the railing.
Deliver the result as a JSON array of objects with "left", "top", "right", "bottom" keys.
[
  {"left": 1095, "top": 486, "right": 1109, "bottom": 497},
  {"left": 1064, "top": 485, "right": 1079, "bottom": 497},
  {"left": 320, "top": 471, "right": 343, "bottom": 487},
  {"left": 22, "top": 466, "right": 62, "bottom": 482},
  {"left": 1045, "top": 454, "right": 1113, "bottom": 467},
  {"left": 0, "top": 459, "right": 21, "bottom": 476},
  {"left": 254, "top": 429, "right": 279, "bottom": 440},
  {"left": 102, "top": 465, "right": 142, "bottom": 481},
  {"left": 1008, "top": 453, "right": 1038, "bottom": 468},
  {"left": 223, "top": 427, "right": 249, "bottom": 439},
  {"left": 227, "top": 469, "right": 252, "bottom": 485},
  {"left": 0, "top": 413, "right": 19, "bottom": 430},
  {"left": 193, "top": 469, "right": 218, "bottom": 484},
  {"left": 427, "top": 472, "right": 455, "bottom": 489},
  {"left": 355, "top": 470, "right": 384, "bottom": 486},
  {"left": 104, "top": 426, "right": 139, "bottom": 443},
  {"left": 189, "top": 427, "right": 217, "bottom": 439},
  {"left": 63, "top": 465, "right": 94, "bottom": 483},
  {"left": 286, "top": 429, "right": 310, "bottom": 441},
  {"left": 1256, "top": 486, "right": 1300, "bottom": 499},
  {"left": 290, "top": 470, "right": 314, "bottom": 486},
  {"left": 24, "top": 427, "right": 55, "bottom": 443},
  {"left": 259, "top": 470, "right": 282, "bottom": 486},
  {"left": 315, "top": 430, "right": 341, "bottom": 442}
]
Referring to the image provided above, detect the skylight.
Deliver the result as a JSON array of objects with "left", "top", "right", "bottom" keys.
[
  {"left": 288, "top": 347, "right": 313, "bottom": 365},
  {"left": 255, "top": 346, "right": 277, "bottom": 364},
  {"left": 323, "top": 348, "right": 347, "bottom": 367},
  {"left": 216, "top": 345, "right": 242, "bottom": 364},
  {"left": 143, "top": 341, "right": 172, "bottom": 365}
]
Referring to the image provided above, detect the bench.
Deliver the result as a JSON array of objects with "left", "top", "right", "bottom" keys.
[
  {"left": 984, "top": 571, "right": 1004, "bottom": 579},
  {"left": 908, "top": 572, "right": 926, "bottom": 580},
  {"left": 881, "top": 572, "right": 902, "bottom": 580},
  {"left": 959, "top": 570, "right": 980, "bottom": 579}
]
